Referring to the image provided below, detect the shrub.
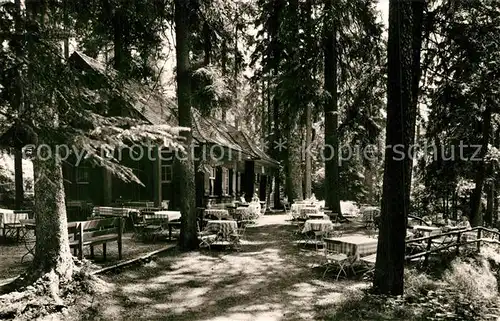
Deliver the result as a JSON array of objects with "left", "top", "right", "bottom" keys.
[{"left": 404, "top": 269, "right": 439, "bottom": 301}]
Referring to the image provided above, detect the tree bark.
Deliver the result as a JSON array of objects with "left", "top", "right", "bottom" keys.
[
  {"left": 175, "top": 0, "right": 198, "bottom": 250},
  {"left": 470, "top": 105, "right": 492, "bottom": 227},
  {"left": 485, "top": 176, "right": 493, "bottom": 227},
  {"left": 270, "top": 0, "right": 283, "bottom": 208},
  {"left": 32, "top": 156, "right": 73, "bottom": 283},
  {"left": 14, "top": 149, "right": 24, "bottom": 209},
  {"left": 323, "top": 0, "right": 341, "bottom": 215},
  {"left": 285, "top": 125, "right": 303, "bottom": 202},
  {"left": 305, "top": 103, "right": 312, "bottom": 199},
  {"left": 203, "top": 22, "right": 211, "bottom": 66},
  {"left": 373, "top": 0, "right": 422, "bottom": 295},
  {"left": 112, "top": 2, "right": 130, "bottom": 74},
  {"left": 13, "top": 0, "right": 24, "bottom": 211},
  {"left": 272, "top": 96, "right": 282, "bottom": 208}
]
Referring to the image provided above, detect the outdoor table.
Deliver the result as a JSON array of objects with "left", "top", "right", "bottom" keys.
[
  {"left": 324, "top": 235, "right": 378, "bottom": 259},
  {"left": 142, "top": 210, "right": 181, "bottom": 221},
  {"left": 204, "top": 209, "right": 231, "bottom": 220},
  {"left": 299, "top": 206, "right": 319, "bottom": 219},
  {"left": 302, "top": 219, "right": 335, "bottom": 233},
  {"left": 307, "top": 213, "right": 329, "bottom": 220},
  {"left": 141, "top": 210, "right": 181, "bottom": 240},
  {"left": 234, "top": 207, "right": 255, "bottom": 220},
  {"left": 204, "top": 220, "right": 238, "bottom": 241},
  {"left": 92, "top": 206, "right": 139, "bottom": 217}
]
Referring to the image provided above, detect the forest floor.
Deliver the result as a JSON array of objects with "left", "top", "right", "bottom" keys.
[
  {"left": 0, "top": 232, "right": 176, "bottom": 282},
  {"left": 75, "top": 214, "right": 374, "bottom": 321},
  {"left": 2, "top": 214, "right": 500, "bottom": 320}
]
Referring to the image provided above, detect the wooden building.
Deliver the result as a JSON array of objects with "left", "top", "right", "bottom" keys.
[{"left": 63, "top": 51, "right": 278, "bottom": 210}]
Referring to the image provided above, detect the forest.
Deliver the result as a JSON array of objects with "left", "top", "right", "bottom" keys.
[{"left": 0, "top": 0, "right": 500, "bottom": 320}]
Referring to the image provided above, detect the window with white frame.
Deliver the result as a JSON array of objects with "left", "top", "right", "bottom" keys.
[{"left": 161, "top": 165, "right": 173, "bottom": 183}]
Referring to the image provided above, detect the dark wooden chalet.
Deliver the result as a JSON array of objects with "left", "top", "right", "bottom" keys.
[{"left": 63, "top": 51, "right": 278, "bottom": 211}]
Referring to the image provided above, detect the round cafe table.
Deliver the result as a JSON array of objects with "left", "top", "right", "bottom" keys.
[
  {"left": 301, "top": 219, "right": 335, "bottom": 234},
  {"left": 204, "top": 220, "right": 238, "bottom": 241}
]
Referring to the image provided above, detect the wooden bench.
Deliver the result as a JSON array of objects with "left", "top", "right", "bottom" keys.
[{"left": 69, "top": 217, "right": 124, "bottom": 260}]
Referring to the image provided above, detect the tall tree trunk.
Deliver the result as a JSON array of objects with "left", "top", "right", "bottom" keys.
[
  {"left": 470, "top": 105, "right": 492, "bottom": 227},
  {"left": 305, "top": 103, "right": 312, "bottom": 199},
  {"left": 272, "top": 97, "right": 281, "bottom": 208},
  {"left": 285, "top": 125, "right": 303, "bottom": 202},
  {"left": 113, "top": 3, "right": 130, "bottom": 74},
  {"left": 14, "top": 0, "right": 24, "bottom": 210},
  {"left": 323, "top": 1, "right": 341, "bottom": 215},
  {"left": 221, "top": 39, "right": 227, "bottom": 121},
  {"left": 23, "top": 0, "right": 75, "bottom": 285},
  {"left": 485, "top": 176, "right": 493, "bottom": 227},
  {"left": 373, "top": 0, "right": 422, "bottom": 295},
  {"left": 175, "top": 0, "right": 198, "bottom": 250},
  {"left": 270, "top": 0, "right": 283, "bottom": 208},
  {"left": 14, "top": 150, "right": 24, "bottom": 209},
  {"left": 203, "top": 22, "right": 211, "bottom": 66},
  {"left": 261, "top": 79, "right": 266, "bottom": 144},
  {"left": 494, "top": 129, "right": 500, "bottom": 227}
]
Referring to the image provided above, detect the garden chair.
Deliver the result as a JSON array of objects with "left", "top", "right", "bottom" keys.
[
  {"left": 141, "top": 215, "right": 168, "bottom": 242},
  {"left": 229, "top": 224, "right": 248, "bottom": 251},
  {"left": 359, "top": 254, "right": 377, "bottom": 281},
  {"left": 130, "top": 212, "right": 146, "bottom": 240},
  {"left": 197, "top": 223, "right": 218, "bottom": 250},
  {"left": 322, "top": 246, "right": 351, "bottom": 280}
]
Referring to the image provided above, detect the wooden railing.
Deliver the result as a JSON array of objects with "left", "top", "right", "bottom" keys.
[{"left": 405, "top": 227, "right": 500, "bottom": 266}]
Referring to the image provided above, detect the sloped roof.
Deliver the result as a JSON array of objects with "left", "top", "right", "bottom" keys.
[{"left": 69, "top": 51, "right": 277, "bottom": 166}]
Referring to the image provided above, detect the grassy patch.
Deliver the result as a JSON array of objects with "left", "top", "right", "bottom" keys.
[{"left": 320, "top": 252, "right": 500, "bottom": 321}]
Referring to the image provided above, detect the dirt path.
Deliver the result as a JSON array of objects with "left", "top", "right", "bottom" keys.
[{"left": 83, "top": 215, "right": 369, "bottom": 321}]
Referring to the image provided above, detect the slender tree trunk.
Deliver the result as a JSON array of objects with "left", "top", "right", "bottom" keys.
[
  {"left": 270, "top": 0, "right": 283, "bottom": 208},
  {"left": 272, "top": 97, "right": 281, "bottom": 208},
  {"left": 112, "top": 3, "right": 130, "bottom": 74},
  {"left": 175, "top": 0, "right": 198, "bottom": 250},
  {"left": 285, "top": 125, "right": 303, "bottom": 202},
  {"left": 323, "top": 1, "right": 341, "bottom": 215},
  {"left": 203, "top": 22, "right": 211, "bottom": 66},
  {"left": 494, "top": 129, "right": 500, "bottom": 227},
  {"left": 470, "top": 105, "right": 492, "bottom": 227},
  {"left": 486, "top": 177, "right": 493, "bottom": 227},
  {"left": 14, "top": 150, "right": 24, "bottom": 209},
  {"left": 14, "top": 0, "right": 24, "bottom": 210},
  {"left": 373, "top": 0, "right": 422, "bottom": 295},
  {"left": 261, "top": 79, "right": 266, "bottom": 144},
  {"left": 305, "top": 103, "right": 312, "bottom": 199}
]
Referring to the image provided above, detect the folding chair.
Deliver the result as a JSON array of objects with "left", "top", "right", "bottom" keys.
[
  {"left": 198, "top": 225, "right": 218, "bottom": 250},
  {"left": 322, "top": 246, "right": 349, "bottom": 280},
  {"left": 142, "top": 215, "right": 168, "bottom": 242},
  {"left": 3, "top": 212, "right": 29, "bottom": 242},
  {"left": 130, "top": 212, "right": 146, "bottom": 240},
  {"left": 229, "top": 224, "right": 247, "bottom": 251}
]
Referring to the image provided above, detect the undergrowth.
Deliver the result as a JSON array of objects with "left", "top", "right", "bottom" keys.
[{"left": 320, "top": 247, "right": 500, "bottom": 321}]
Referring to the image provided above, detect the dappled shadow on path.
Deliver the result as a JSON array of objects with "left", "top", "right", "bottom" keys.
[{"left": 84, "top": 215, "right": 368, "bottom": 321}]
